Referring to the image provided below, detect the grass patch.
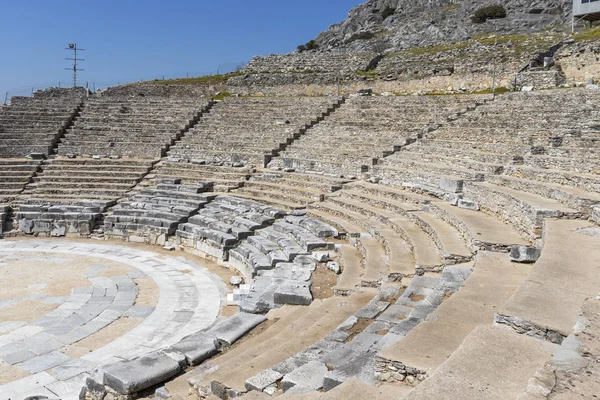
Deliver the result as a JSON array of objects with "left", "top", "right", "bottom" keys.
[
  {"left": 574, "top": 26, "right": 600, "bottom": 42},
  {"left": 356, "top": 70, "right": 377, "bottom": 79},
  {"left": 145, "top": 71, "right": 245, "bottom": 86}
]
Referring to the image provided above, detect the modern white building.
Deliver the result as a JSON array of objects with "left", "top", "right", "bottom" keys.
[{"left": 573, "top": 0, "right": 600, "bottom": 22}]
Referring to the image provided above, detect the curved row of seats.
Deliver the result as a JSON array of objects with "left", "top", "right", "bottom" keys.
[
  {"left": 269, "top": 95, "right": 485, "bottom": 177},
  {"left": 1, "top": 89, "right": 599, "bottom": 399}
]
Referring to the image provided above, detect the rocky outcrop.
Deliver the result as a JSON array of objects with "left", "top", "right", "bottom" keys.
[{"left": 314, "top": 0, "right": 571, "bottom": 52}]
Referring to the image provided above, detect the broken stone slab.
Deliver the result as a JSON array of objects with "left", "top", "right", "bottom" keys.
[
  {"left": 274, "top": 281, "right": 312, "bottom": 306},
  {"left": 313, "top": 251, "right": 330, "bottom": 263},
  {"left": 168, "top": 332, "right": 220, "bottom": 366},
  {"left": 509, "top": 246, "right": 541, "bottom": 263},
  {"left": 439, "top": 177, "right": 463, "bottom": 193},
  {"left": 102, "top": 351, "right": 185, "bottom": 395},
  {"left": 457, "top": 199, "right": 479, "bottom": 211},
  {"left": 245, "top": 368, "right": 283, "bottom": 392},
  {"left": 207, "top": 312, "right": 267, "bottom": 346},
  {"left": 327, "top": 261, "right": 340, "bottom": 274},
  {"left": 592, "top": 206, "right": 599, "bottom": 225},
  {"left": 230, "top": 276, "right": 243, "bottom": 286},
  {"left": 300, "top": 218, "right": 338, "bottom": 238},
  {"left": 282, "top": 361, "right": 328, "bottom": 394}
]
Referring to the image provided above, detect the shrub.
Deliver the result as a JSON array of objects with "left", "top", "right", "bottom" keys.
[
  {"left": 297, "top": 44, "right": 307, "bottom": 52},
  {"left": 471, "top": 4, "right": 507, "bottom": 23},
  {"left": 381, "top": 6, "right": 395, "bottom": 19},
  {"left": 306, "top": 40, "right": 319, "bottom": 50}
]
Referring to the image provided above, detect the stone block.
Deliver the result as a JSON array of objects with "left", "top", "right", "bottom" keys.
[
  {"left": 168, "top": 333, "right": 220, "bottom": 366},
  {"left": 103, "top": 352, "right": 184, "bottom": 395},
  {"left": 457, "top": 199, "right": 480, "bottom": 211},
  {"left": 509, "top": 246, "right": 541, "bottom": 263},
  {"left": 313, "top": 251, "right": 330, "bottom": 262},
  {"left": 245, "top": 368, "right": 283, "bottom": 392},
  {"left": 19, "top": 219, "right": 34, "bottom": 234},
  {"left": 592, "top": 206, "right": 600, "bottom": 225},
  {"left": 327, "top": 261, "right": 340, "bottom": 274},
  {"left": 208, "top": 312, "right": 267, "bottom": 346},
  {"left": 230, "top": 276, "right": 243, "bottom": 286},
  {"left": 439, "top": 177, "right": 463, "bottom": 193},
  {"left": 50, "top": 221, "right": 67, "bottom": 237},
  {"left": 282, "top": 361, "right": 328, "bottom": 393},
  {"left": 274, "top": 281, "right": 312, "bottom": 306}
]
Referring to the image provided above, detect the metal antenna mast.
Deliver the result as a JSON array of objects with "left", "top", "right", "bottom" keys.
[{"left": 65, "top": 43, "right": 85, "bottom": 88}]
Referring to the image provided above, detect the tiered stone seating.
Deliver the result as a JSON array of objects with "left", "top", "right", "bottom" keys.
[
  {"left": 232, "top": 169, "right": 351, "bottom": 210},
  {"left": 104, "top": 180, "right": 217, "bottom": 244},
  {"left": 372, "top": 89, "right": 600, "bottom": 240},
  {"left": 0, "top": 159, "right": 41, "bottom": 203},
  {"left": 271, "top": 95, "right": 484, "bottom": 177},
  {"left": 56, "top": 97, "right": 211, "bottom": 158},
  {"left": 0, "top": 96, "right": 81, "bottom": 157},
  {"left": 146, "top": 159, "right": 253, "bottom": 192},
  {"left": 190, "top": 291, "right": 375, "bottom": 398},
  {"left": 21, "top": 158, "right": 154, "bottom": 205},
  {"left": 309, "top": 182, "right": 474, "bottom": 285},
  {"left": 167, "top": 96, "right": 342, "bottom": 167},
  {"left": 229, "top": 211, "right": 337, "bottom": 312},
  {"left": 176, "top": 196, "right": 285, "bottom": 261},
  {"left": 16, "top": 201, "right": 108, "bottom": 237}
]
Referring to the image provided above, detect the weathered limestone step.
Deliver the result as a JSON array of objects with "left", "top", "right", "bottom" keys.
[
  {"left": 357, "top": 235, "right": 390, "bottom": 286},
  {"left": 411, "top": 210, "right": 472, "bottom": 262},
  {"left": 405, "top": 325, "right": 559, "bottom": 400},
  {"left": 486, "top": 174, "right": 600, "bottom": 214},
  {"left": 201, "top": 293, "right": 374, "bottom": 397},
  {"left": 335, "top": 244, "right": 366, "bottom": 294},
  {"left": 325, "top": 195, "right": 443, "bottom": 270},
  {"left": 496, "top": 219, "right": 600, "bottom": 342},
  {"left": 345, "top": 181, "right": 431, "bottom": 207},
  {"left": 229, "top": 192, "right": 307, "bottom": 211},
  {"left": 464, "top": 181, "right": 581, "bottom": 240},
  {"left": 503, "top": 164, "right": 600, "bottom": 193},
  {"left": 430, "top": 201, "right": 529, "bottom": 251},
  {"left": 309, "top": 203, "right": 416, "bottom": 278},
  {"left": 307, "top": 209, "right": 362, "bottom": 238},
  {"left": 379, "top": 252, "right": 531, "bottom": 375}
]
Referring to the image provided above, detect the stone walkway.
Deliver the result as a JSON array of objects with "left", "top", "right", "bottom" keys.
[{"left": 0, "top": 240, "right": 224, "bottom": 400}]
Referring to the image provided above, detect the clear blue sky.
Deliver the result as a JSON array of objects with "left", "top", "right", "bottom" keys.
[{"left": 0, "top": 0, "right": 362, "bottom": 99}]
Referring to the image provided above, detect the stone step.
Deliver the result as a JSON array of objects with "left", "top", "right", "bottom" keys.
[
  {"left": 431, "top": 201, "right": 530, "bottom": 251},
  {"left": 202, "top": 292, "right": 374, "bottom": 397},
  {"left": 243, "top": 181, "right": 326, "bottom": 201},
  {"left": 335, "top": 244, "right": 366, "bottom": 293},
  {"left": 464, "top": 182, "right": 581, "bottom": 240},
  {"left": 485, "top": 174, "right": 600, "bottom": 215},
  {"left": 378, "top": 252, "right": 530, "bottom": 376},
  {"left": 405, "top": 325, "right": 558, "bottom": 400},
  {"left": 503, "top": 165, "right": 600, "bottom": 194},
  {"left": 496, "top": 219, "right": 600, "bottom": 341},
  {"left": 323, "top": 196, "right": 443, "bottom": 270},
  {"left": 231, "top": 189, "right": 310, "bottom": 210},
  {"left": 308, "top": 204, "right": 414, "bottom": 281}
]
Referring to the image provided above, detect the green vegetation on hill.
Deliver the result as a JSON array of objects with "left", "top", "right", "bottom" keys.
[
  {"left": 385, "top": 31, "right": 564, "bottom": 60},
  {"left": 471, "top": 4, "right": 507, "bottom": 23},
  {"left": 574, "top": 26, "right": 600, "bottom": 42},
  {"left": 144, "top": 71, "right": 245, "bottom": 85}
]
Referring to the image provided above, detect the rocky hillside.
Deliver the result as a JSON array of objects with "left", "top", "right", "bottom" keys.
[{"left": 313, "top": 0, "right": 571, "bottom": 53}]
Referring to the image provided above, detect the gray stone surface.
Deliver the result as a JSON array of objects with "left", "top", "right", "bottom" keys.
[
  {"left": 103, "top": 352, "right": 184, "bottom": 395},
  {"left": 169, "top": 332, "right": 220, "bottom": 365},
  {"left": 245, "top": 368, "right": 283, "bottom": 392},
  {"left": 208, "top": 312, "right": 267, "bottom": 346},
  {"left": 282, "top": 361, "right": 328, "bottom": 394},
  {"left": 510, "top": 245, "right": 542, "bottom": 263},
  {"left": 274, "top": 281, "right": 312, "bottom": 306}
]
